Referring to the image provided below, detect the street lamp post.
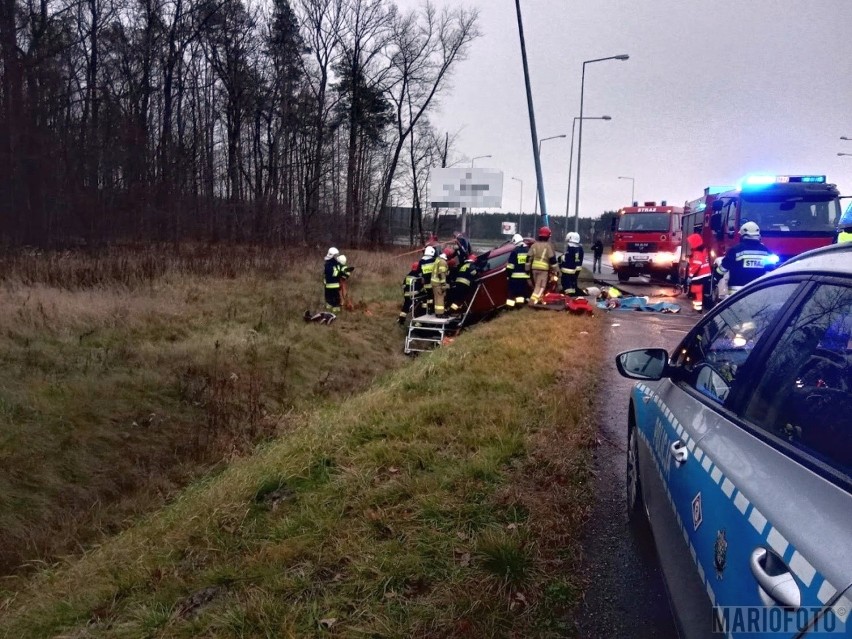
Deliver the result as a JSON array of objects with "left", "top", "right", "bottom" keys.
[
  {"left": 841, "top": 136, "right": 852, "bottom": 141},
  {"left": 511, "top": 176, "right": 523, "bottom": 236},
  {"left": 839, "top": 153, "right": 852, "bottom": 157},
  {"left": 563, "top": 116, "right": 611, "bottom": 238},
  {"left": 618, "top": 176, "right": 635, "bottom": 204},
  {"left": 574, "top": 54, "right": 629, "bottom": 233},
  {"left": 532, "top": 134, "right": 566, "bottom": 229},
  {"left": 461, "top": 155, "right": 492, "bottom": 234}
]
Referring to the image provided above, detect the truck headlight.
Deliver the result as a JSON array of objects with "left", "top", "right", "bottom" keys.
[
  {"left": 611, "top": 251, "right": 625, "bottom": 264},
  {"left": 652, "top": 251, "right": 675, "bottom": 265}
]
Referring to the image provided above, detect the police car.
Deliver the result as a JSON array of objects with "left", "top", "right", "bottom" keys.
[{"left": 616, "top": 242, "right": 852, "bottom": 637}]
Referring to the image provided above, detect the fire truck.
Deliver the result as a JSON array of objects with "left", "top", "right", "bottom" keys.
[
  {"left": 610, "top": 201, "right": 684, "bottom": 282},
  {"left": 681, "top": 175, "right": 842, "bottom": 270}
]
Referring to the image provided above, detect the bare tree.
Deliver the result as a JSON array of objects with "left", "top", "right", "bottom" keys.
[{"left": 374, "top": 2, "right": 479, "bottom": 242}]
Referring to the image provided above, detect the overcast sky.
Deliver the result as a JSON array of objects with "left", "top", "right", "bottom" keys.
[{"left": 395, "top": 0, "right": 852, "bottom": 226}]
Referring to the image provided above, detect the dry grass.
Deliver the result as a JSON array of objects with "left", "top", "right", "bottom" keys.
[
  {"left": 0, "top": 246, "right": 411, "bottom": 580},
  {"left": 0, "top": 307, "right": 605, "bottom": 638}
]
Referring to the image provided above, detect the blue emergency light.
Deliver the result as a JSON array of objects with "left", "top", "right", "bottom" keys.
[{"left": 740, "top": 174, "right": 827, "bottom": 190}]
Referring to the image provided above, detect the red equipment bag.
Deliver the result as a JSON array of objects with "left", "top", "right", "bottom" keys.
[{"left": 566, "top": 297, "right": 594, "bottom": 315}]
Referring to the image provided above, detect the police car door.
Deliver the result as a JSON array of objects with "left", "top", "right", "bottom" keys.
[{"left": 663, "top": 280, "right": 833, "bottom": 638}]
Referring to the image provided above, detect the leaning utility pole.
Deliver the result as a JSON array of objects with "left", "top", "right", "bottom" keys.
[{"left": 513, "top": 0, "right": 548, "bottom": 228}]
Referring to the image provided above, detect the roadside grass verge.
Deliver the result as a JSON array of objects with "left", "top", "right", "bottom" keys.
[
  {"left": 0, "top": 246, "right": 409, "bottom": 579},
  {"left": 0, "top": 309, "right": 603, "bottom": 638}
]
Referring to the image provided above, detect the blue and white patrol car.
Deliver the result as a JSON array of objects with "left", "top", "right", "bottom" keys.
[{"left": 617, "top": 242, "right": 852, "bottom": 638}]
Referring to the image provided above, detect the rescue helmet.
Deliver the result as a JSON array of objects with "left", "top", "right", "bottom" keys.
[
  {"left": 443, "top": 247, "right": 455, "bottom": 258},
  {"left": 336, "top": 254, "right": 347, "bottom": 265},
  {"left": 538, "top": 226, "right": 552, "bottom": 240},
  {"left": 512, "top": 233, "right": 524, "bottom": 245},
  {"left": 686, "top": 233, "right": 704, "bottom": 251},
  {"left": 410, "top": 262, "right": 419, "bottom": 271},
  {"left": 566, "top": 232, "right": 581, "bottom": 245},
  {"left": 324, "top": 246, "right": 340, "bottom": 260},
  {"left": 424, "top": 245, "right": 436, "bottom": 258},
  {"left": 437, "top": 252, "right": 448, "bottom": 260},
  {"left": 740, "top": 221, "right": 761, "bottom": 240}
]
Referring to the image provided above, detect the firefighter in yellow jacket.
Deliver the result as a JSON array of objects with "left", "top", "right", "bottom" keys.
[
  {"left": 431, "top": 248, "right": 451, "bottom": 318},
  {"left": 528, "top": 226, "right": 557, "bottom": 304}
]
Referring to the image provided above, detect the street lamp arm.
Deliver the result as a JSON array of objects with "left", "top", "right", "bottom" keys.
[{"left": 584, "top": 54, "right": 630, "bottom": 64}]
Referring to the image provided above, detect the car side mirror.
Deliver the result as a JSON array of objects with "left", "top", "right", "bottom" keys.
[
  {"left": 615, "top": 348, "right": 670, "bottom": 380},
  {"left": 610, "top": 217, "right": 618, "bottom": 232},
  {"left": 710, "top": 213, "right": 721, "bottom": 232},
  {"left": 712, "top": 200, "right": 724, "bottom": 212}
]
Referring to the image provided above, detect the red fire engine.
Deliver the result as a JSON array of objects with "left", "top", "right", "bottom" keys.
[
  {"left": 681, "top": 175, "right": 842, "bottom": 270},
  {"left": 610, "top": 201, "right": 684, "bottom": 282}
]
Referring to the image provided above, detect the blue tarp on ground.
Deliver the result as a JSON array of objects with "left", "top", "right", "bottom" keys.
[{"left": 596, "top": 296, "right": 681, "bottom": 313}]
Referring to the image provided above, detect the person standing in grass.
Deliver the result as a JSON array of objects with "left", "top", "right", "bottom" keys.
[
  {"left": 431, "top": 248, "right": 451, "bottom": 318},
  {"left": 528, "top": 226, "right": 557, "bottom": 305},
  {"left": 323, "top": 247, "right": 344, "bottom": 313}
]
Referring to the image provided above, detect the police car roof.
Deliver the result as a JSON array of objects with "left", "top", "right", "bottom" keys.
[{"left": 772, "top": 243, "right": 851, "bottom": 277}]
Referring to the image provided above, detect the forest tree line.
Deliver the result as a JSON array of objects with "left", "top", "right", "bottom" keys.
[{"left": 0, "top": 0, "right": 479, "bottom": 247}]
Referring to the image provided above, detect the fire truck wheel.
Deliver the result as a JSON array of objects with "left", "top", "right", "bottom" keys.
[{"left": 617, "top": 272, "right": 630, "bottom": 283}]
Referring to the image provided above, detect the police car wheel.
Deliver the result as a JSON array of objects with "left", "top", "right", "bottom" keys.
[{"left": 626, "top": 425, "right": 646, "bottom": 523}]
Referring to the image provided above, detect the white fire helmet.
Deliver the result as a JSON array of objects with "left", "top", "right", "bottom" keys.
[
  {"left": 336, "top": 254, "right": 347, "bottom": 265},
  {"left": 424, "top": 245, "right": 436, "bottom": 258},
  {"left": 566, "top": 232, "right": 581, "bottom": 245},
  {"left": 324, "top": 247, "right": 339, "bottom": 260},
  {"left": 740, "top": 221, "right": 761, "bottom": 240},
  {"left": 512, "top": 233, "right": 524, "bottom": 246}
]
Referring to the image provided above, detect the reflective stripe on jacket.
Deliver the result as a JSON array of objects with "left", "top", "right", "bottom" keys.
[
  {"left": 837, "top": 230, "right": 852, "bottom": 244},
  {"left": 529, "top": 241, "right": 556, "bottom": 271},
  {"left": 559, "top": 246, "right": 584, "bottom": 273},
  {"left": 432, "top": 259, "right": 449, "bottom": 287},
  {"left": 419, "top": 256, "right": 436, "bottom": 288},
  {"left": 716, "top": 240, "right": 772, "bottom": 288},
  {"left": 324, "top": 259, "right": 343, "bottom": 289},
  {"left": 455, "top": 261, "right": 478, "bottom": 287},
  {"left": 506, "top": 246, "right": 530, "bottom": 279},
  {"left": 689, "top": 248, "right": 711, "bottom": 281}
]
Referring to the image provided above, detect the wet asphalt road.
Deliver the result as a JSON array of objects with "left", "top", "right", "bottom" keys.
[{"left": 573, "top": 274, "right": 698, "bottom": 638}]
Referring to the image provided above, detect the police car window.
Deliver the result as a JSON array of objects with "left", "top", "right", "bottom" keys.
[
  {"left": 743, "top": 283, "right": 852, "bottom": 475},
  {"left": 672, "top": 283, "right": 799, "bottom": 405}
]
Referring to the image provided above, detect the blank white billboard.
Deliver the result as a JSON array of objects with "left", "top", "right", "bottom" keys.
[{"left": 429, "top": 167, "right": 503, "bottom": 208}]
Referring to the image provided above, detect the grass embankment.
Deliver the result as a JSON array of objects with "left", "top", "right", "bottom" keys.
[
  {"left": 1, "top": 309, "right": 604, "bottom": 638},
  {"left": 0, "top": 246, "right": 408, "bottom": 579}
]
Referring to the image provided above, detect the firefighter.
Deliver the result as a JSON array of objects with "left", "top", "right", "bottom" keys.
[
  {"left": 505, "top": 233, "right": 530, "bottom": 308},
  {"left": 323, "top": 247, "right": 344, "bottom": 312},
  {"left": 449, "top": 253, "right": 478, "bottom": 313},
  {"left": 337, "top": 254, "right": 355, "bottom": 310},
  {"left": 398, "top": 262, "right": 422, "bottom": 324},
  {"left": 453, "top": 231, "right": 472, "bottom": 263},
  {"left": 431, "top": 248, "right": 451, "bottom": 318},
  {"left": 559, "top": 232, "right": 584, "bottom": 296},
  {"left": 686, "top": 233, "right": 711, "bottom": 313},
  {"left": 419, "top": 245, "right": 437, "bottom": 311},
  {"left": 714, "top": 222, "right": 773, "bottom": 296},
  {"left": 528, "top": 226, "right": 557, "bottom": 305}
]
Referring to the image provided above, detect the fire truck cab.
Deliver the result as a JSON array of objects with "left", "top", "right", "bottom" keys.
[
  {"left": 696, "top": 175, "right": 842, "bottom": 266},
  {"left": 610, "top": 201, "right": 684, "bottom": 282}
]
